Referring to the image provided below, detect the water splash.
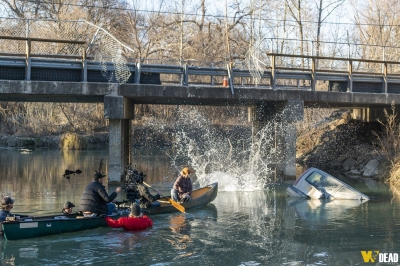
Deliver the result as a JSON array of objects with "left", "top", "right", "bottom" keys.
[{"left": 160, "top": 107, "right": 284, "bottom": 191}]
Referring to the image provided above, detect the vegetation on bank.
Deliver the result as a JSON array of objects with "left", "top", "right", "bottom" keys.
[
  {"left": 2, "top": 101, "right": 400, "bottom": 184},
  {"left": 372, "top": 104, "right": 400, "bottom": 185},
  {"left": 296, "top": 104, "right": 400, "bottom": 185}
]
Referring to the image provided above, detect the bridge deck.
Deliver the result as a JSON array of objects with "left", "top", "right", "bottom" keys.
[{"left": 0, "top": 80, "right": 399, "bottom": 109}]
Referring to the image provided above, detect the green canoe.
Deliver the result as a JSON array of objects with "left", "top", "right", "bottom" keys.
[
  {"left": 1, "top": 212, "right": 120, "bottom": 241},
  {"left": 1, "top": 182, "right": 218, "bottom": 240}
]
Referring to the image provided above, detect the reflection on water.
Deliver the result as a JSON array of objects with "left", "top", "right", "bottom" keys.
[
  {"left": 287, "top": 197, "right": 365, "bottom": 225},
  {"left": 166, "top": 215, "right": 193, "bottom": 250},
  {"left": 1, "top": 149, "right": 400, "bottom": 265},
  {"left": 0, "top": 148, "right": 176, "bottom": 216}
]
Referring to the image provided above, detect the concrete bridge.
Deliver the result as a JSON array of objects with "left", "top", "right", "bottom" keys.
[{"left": 1, "top": 36, "right": 400, "bottom": 182}]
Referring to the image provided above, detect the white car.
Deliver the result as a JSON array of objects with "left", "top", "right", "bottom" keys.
[{"left": 287, "top": 167, "right": 370, "bottom": 201}]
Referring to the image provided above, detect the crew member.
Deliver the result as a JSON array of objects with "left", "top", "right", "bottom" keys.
[
  {"left": 0, "top": 196, "right": 30, "bottom": 221},
  {"left": 79, "top": 171, "right": 122, "bottom": 216},
  {"left": 0, "top": 196, "right": 16, "bottom": 221},
  {"left": 136, "top": 173, "right": 161, "bottom": 208},
  {"left": 105, "top": 203, "right": 153, "bottom": 231},
  {"left": 62, "top": 201, "right": 75, "bottom": 215}
]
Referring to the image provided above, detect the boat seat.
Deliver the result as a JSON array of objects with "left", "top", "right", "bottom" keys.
[{"left": 83, "top": 212, "right": 97, "bottom": 217}]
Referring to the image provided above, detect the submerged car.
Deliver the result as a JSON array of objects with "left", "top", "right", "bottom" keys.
[{"left": 287, "top": 167, "right": 369, "bottom": 201}]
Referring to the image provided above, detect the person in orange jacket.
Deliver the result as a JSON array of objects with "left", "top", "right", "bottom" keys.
[{"left": 105, "top": 203, "right": 153, "bottom": 231}]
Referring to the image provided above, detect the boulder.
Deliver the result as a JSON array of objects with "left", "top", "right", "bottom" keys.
[
  {"left": 345, "top": 169, "right": 362, "bottom": 179},
  {"left": 343, "top": 157, "right": 357, "bottom": 171},
  {"left": 362, "top": 159, "right": 379, "bottom": 177}
]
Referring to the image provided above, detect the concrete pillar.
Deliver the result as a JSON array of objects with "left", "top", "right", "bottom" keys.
[
  {"left": 249, "top": 99, "right": 304, "bottom": 180},
  {"left": 104, "top": 95, "right": 134, "bottom": 184},
  {"left": 352, "top": 107, "right": 393, "bottom": 122},
  {"left": 108, "top": 119, "right": 130, "bottom": 184}
]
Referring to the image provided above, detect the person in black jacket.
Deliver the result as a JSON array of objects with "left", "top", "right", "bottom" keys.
[{"left": 79, "top": 171, "right": 122, "bottom": 216}]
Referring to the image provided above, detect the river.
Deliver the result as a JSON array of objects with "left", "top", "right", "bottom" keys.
[{"left": 0, "top": 148, "right": 400, "bottom": 265}]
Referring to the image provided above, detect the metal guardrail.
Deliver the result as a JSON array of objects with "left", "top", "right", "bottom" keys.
[{"left": 3, "top": 36, "right": 400, "bottom": 95}]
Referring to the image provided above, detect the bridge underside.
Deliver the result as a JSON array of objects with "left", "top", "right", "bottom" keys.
[{"left": 104, "top": 95, "right": 304, "bottom": 182}]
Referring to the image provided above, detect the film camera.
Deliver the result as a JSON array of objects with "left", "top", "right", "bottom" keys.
[{"left": 124, "top": 164, "right": 146, "bottom": 202}]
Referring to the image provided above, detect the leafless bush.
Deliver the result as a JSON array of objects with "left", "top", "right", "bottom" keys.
[
  {"left": 372, "top": 103, "right": 400, "bottom": 184},
  {"left": 0, "top": 102, "right": 107, "bottom": 136}
]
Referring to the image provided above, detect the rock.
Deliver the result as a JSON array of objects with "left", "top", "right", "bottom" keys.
[
  {"left": 5, "top": 136, "right": 35, "bottom": 147},
  {"left": 343, "top": 157, "right": 357, "bottom": 171},
  {"left": 347, "top": 169, "right": 361, "bottom": 178},
  {"left": 358, "top": 164, "right": 365, "bottom": 174},
  {"left": 362, "top": 159, "right": 379, "bottom": 177}
]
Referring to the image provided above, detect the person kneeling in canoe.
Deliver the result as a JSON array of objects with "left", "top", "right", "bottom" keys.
[
  {"left": 105, "top": 203, "right": 153, "bottom": 231},
  {"left": 171, "top": 167, "right": 194, "bottom": 203},
  {"left": 136, "top": 172, "right": 161, "bottom": 209}
]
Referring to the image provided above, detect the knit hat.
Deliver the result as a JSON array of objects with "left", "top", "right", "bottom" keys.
[
  {"left": 130, "top": 203, "right": 141, "bottom": 217},
  {"left": 64, "top": 201, "right": 75, "bottom": 209}
]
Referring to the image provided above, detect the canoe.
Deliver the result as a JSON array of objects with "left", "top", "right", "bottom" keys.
[
  {"left": 287, "top": 167, "right": 369, "bottom": 201},
  {"left": 142, "top": 182, "right": 218, "bottom": 215},
  {"left": 1, "top": 212, "right": 120, "bottom": 241},
  {"left": 1, "top": 182, "right": 218, "bottom": 240}
]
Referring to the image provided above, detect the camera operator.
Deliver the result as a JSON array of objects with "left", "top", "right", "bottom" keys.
[
  {"left": 136, "top": 173, "right": 161, "bottom": 208},
  {"left": 125, "top": 165, "right": 161, "bottom": 209}
]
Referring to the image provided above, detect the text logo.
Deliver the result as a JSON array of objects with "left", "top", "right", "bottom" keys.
[
  {"left": 361, "top": 251, "right": 399, "bottom": 263},
  {"left": 361, "top": 251, "right": 379, "bottom": 262}
]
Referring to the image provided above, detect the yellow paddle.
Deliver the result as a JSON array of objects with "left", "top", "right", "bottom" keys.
[{"left": 143, "top": 182, "right": 185, "bottom": 213}]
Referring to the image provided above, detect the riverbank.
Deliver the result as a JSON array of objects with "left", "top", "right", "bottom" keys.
[
  {"left": 296, "top": 110, "right": 386, "bottom": 181},
  {"left": 0, "top": 113, "right": 388, "bottom": 181},
  {"left": 0, "top": 132, "right": 109, "bottom": 150}
]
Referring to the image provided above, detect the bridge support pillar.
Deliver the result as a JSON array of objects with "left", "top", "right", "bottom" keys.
[
  {"left": 249, "top": 99, "right": 304, "bottom": 181},
  {"left": 352, "top": 107, "right": 390, "bottom": 122},
  {"left": 104, "top": 95, "right": 134, "bottom": 184}
]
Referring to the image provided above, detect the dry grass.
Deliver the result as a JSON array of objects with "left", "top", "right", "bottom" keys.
[
  {"left": 372, "top": 103, "right": 400, "bottom": 184},
  {"left": 0, "top": 102, "right": 107, "bottom": 136},
  {"left": 59, "top": 133, "right": 88, "bottom": 150}
]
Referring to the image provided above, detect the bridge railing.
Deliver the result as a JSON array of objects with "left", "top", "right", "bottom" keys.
[
  {"left": 269, "top": 53, "right": 400, "bottom": 93},
  {"left": 2, "top": 34, "right": 400, "bottom": 95}
]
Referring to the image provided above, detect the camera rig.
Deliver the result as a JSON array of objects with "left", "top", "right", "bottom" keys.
[{"left": 124, "top": 164, "right": 146, "bottom": 202}]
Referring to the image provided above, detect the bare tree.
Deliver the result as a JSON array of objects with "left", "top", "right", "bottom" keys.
[
  {"left": 351, "top": 0, "right": 400, "bottom": 71},
  {"left": 314, "top": 0, "right": 345, "bottom": 57}
]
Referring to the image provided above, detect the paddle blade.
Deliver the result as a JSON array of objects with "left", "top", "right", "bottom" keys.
[{"left": 168, "top": 199, "right": 185, "bottom": 213}]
